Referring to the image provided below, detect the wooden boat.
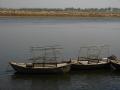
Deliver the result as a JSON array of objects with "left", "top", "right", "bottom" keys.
[
  {"left": 9, "top": 61, "right": 70, "bottom": 74},
  {"left": 71, "top": 58, "right": 110, "bottom": 70},
  {"left": 71, "top": 45, "right": 110, "bottom": 70},
  {"left": 110, "top": 60, "right": 120, "bottom": 70},
  {"left": 9, "top": 45, "right": 71, "bottom": 74},
  {"left": 108, "top": 55, "right": 120, "bottom": 70}
]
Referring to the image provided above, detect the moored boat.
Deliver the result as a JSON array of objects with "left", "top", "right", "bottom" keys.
[
  {"left": 9, "top": 45, "right": 71, "bottom": 74},
  {"left": 71, "top": 58, "right": 110, "bottom": 70},
  {"left": 108, "top": 55, "right": 120, "bottom": 70},
  {"left": 9, "top": 61, "right": 71, "bottom": 74},
  {"left": 110, "top": 60, "right": 120, "bottom": 70},
  {"left": 71, "top": 45, "right": 110, "bottom": 70}
]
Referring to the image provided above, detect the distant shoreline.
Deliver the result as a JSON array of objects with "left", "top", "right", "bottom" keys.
[
  {"left": 0, "top": 16, "right": 120, "bottom": 19},
  {"left": 0, "top": 13, "right": 120, "bottom": 17},
  {"left": 0, "top": 8, "right": 120, "bottom": 17},
  {"left": 0, "top": 14, "right": 120, "bottom": 18},
  {"left": 0, "top": 11, "right": 120, "bottom": 18}
]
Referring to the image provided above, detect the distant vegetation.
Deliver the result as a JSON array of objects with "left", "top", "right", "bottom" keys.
[{"left": 0, "top": 8, "right": 120, "bottom": 17}]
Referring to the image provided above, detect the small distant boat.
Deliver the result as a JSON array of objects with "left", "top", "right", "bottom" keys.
[
  {"left": 71, "top": 45, "right": 110, "bottom": 70},
  {"left": 9, "top": 45, "right": 71, "bottom": 74}
]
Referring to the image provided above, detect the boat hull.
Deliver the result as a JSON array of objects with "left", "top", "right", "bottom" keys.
[
  {"left": 110, "top": 61, "right": 120, "bottom": 70},
  {"left": 71, "top": 62, "right": 110, "bottom": 70},
  {"left": 10, "top": 62, "right": 71, "bottom": 74}
]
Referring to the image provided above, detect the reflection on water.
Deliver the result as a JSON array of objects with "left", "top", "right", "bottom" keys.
[
  {"left": 0, "top": 70, "right": 120, "bottom": 90},
  {"left": 1, "top": 72, "right": 71, "bottom": 90},
  {"left": 12, "top": 73, "right": 71, "bottom": 90}
]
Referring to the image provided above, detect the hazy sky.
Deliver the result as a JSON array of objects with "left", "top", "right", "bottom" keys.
[{"left": 0, "top": 0, "right": 120, "bottom": 8}]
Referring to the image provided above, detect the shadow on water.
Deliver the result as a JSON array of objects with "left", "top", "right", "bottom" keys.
[
  {"left": 70, "top": 69, "right": 120, "bottom": 90},
  {"left": 70, "top": 69, "right": 113, "bottom": 75},
  {"left": 0, "top": 69, "right": 120, "bottom": 90},
  {"left": 10, "top": 72, "right": 71, "bottom": 90},
  {"left": 11, "top": 72, "right": 71, "bottom": 81},
  {"left": 4, "top": 69, "right": 120, "bottom": 90},
  {"left": 11, "top": 69, "right": 115, "bottom": 80}
]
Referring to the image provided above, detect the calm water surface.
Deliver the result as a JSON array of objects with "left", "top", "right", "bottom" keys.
[{"left": 0, "top": 17, "right": 120, "bottom": 90}]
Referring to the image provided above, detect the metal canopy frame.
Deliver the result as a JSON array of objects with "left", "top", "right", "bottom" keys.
[
  {"left": 79, "top": 44, "right": 110, "bottom": 61},
  {"left": 29, "top": 45, "right": 63, "bottom": 64}
]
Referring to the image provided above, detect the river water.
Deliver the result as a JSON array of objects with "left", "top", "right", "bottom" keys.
[{"left": 0, "top": 17, "right": 120, "bottom": 90}]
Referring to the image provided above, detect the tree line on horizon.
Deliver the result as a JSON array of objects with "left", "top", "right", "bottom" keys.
[{"left": 0, "top": 7, "right": 120, "bottom": 12}]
